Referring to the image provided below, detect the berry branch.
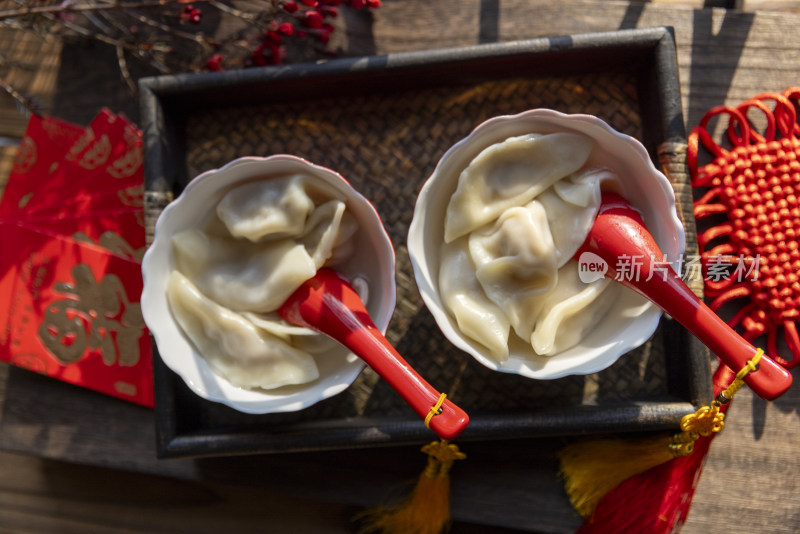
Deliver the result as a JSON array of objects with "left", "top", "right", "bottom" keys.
[{"left": 1, "top": 0, "right": 381, "bottom": 103}]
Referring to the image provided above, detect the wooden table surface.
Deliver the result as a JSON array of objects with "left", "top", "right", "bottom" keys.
[{"left": 2, "top": 1, "right": 800, "bottom": 533}]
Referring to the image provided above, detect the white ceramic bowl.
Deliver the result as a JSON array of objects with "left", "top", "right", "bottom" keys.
[
  {"left": 141, "top": 156, "right": 396, "bottom": 413},
  {"left": 408, "top": 109, "right": 686, "bottom": 379}
]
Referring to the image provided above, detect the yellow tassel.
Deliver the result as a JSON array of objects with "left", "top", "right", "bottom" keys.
[
  {"left": 558, "top": 434, "right": 677, "bottom": 517},
  {"left": 558, "top": 350, "right": 762, "bottom": 517},
  {"left": 356, "top": 440, "right": 466, "bottom": 534}
]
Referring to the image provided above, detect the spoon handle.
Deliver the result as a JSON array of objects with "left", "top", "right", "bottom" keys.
[
  {"left": 337, "top": 319, "right": 469, "bottom": 441},
  {"left": 279, "top": 270, "right": 469, "bottom": 441},
  {"left": 579, "top": 194, "right": 792, "bottom": 401}
]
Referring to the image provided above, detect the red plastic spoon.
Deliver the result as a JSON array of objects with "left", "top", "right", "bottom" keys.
[
  {"left": 278, "top": 269, "right": 469, "bottom": 441},
  {"left": 577, "top": 192, "right": 792, "bottom": 401}
]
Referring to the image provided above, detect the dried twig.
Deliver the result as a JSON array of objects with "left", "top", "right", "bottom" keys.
[
  {"left": 1, "top": 0, "right": 381, "bottom": 104},
  {"left": 0, "top": 0, "right": 211, "bottom": 20},
  {"left": 115, "top": 44, "right": 138, "bottom": 94},
  {"left": 0, "top": 76, "right": 41, "bottom": 116}
]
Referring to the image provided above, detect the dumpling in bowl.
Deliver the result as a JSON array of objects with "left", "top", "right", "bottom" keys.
[
  {"left": 166, "top": 271, "right": 319, "bottom": 389},
  {"left": 172, "top": 229, "right": 317, "bottom": 313},
  {"left": 215, "top": 174, "right": 344, "bottom": 242},
  {"left": 537, "top": 167, "right": 611, "bottom": 266},
  {"left": 444, "top": 132, "right": 594, "bottom": 242},
  {"left": 439, "top": 131, "right": 622, "bottom": 361},
  {"left": 467, "top": 200, "right": 558, "bottom": 340},
  {"left": 167, "top": 172, "right": 364, "bottom": 391},
  {"left": 528, "top": 262, "right": 616, "bottom": 356},
  {"left": 439, "top": 241, "right": 511, "bottom": 361}
]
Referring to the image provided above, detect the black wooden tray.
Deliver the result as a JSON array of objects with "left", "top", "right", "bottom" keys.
[{"left": 140, "top": 26, "right": 712, "bottom": 459}]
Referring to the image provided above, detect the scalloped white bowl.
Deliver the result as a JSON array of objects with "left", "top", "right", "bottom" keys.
[
  {"left": 408, "top": 109, "right": 686, "bottom": 380},
  {"left": 141, "top": 156, "right": 396, "bottom": 414}
]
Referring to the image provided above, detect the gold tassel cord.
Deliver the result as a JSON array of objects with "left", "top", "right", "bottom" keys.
[
  {"left": 559, "top": 349, "right": 763, "bottom": 517},
  {"left": 425, "top": 393, "right": 448, "bottom": 429},
  {"left": 356, "top": 439, "right": 466, "bottom": 534}
]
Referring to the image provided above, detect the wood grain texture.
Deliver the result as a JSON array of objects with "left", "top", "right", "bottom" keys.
[
  {"left": 684, "top": 368, "right": 800, "bottom": 533},
  {"left": 0, "top": 449, "right": 362, "bottom": 534},
  {"left": 743, "top": 0, "right": 800, "bottom": 11},
  {"left": 369, "top": 0, "right": 800, "bottom": 140},
  {"left": 0, "top": 29, "right": 61, "bottom": 137}
]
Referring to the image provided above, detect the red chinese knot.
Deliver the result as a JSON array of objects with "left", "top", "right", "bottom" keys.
[{"left": 689, "top": 87, "right": 800, "bottom": 368}]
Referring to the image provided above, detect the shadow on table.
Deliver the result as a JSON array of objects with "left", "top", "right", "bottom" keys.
[{"left": 618, "top": 1, "right": 755, "bottom": 129}]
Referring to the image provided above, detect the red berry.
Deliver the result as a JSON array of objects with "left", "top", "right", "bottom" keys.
[
  {"left": 278, "top": 22, "right": 295, "bottom": 36},
  {"left": 270, "top": 44, "right": 286, "bottom": 65},
  {"left": 251, "top": 45, "right": 267, "bottom": 66},
  {"left": 251, "top": 43, "right": 285, "bottom": 66},
  {"left": 265, "top": 30, "right": 282, "bottom": 44},
  {"left": 180, "top": 5, "right": 202, "bottom": 24},
  {"left": 366, "top": 0, "right": 380, "bottom": 7},
  {"left": 300, "top": 0, "right": 318, "bottom": 5},
  {"left": 316, "top": 29, "right": 331, "bottom": 43},
  {"left": 320, "top": 6, "right": 338, "bottom": 17},
  {"left": 206, "top": 53, "right": 224, "bottom": 71},
  {"left": 304, "top": 10, "right": 323, "bottom": 28},
  {"left": 283, "top": 1, "right": 299, "bottom": 13}
]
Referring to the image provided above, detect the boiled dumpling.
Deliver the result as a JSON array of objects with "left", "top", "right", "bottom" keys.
[
  {"left": 536, "top": 167, "right": 611, "bottom": 267},
  {"left": 529, "top": 263, "right": 615, "bottom": 355},
  {"left": 172, "top": 229, "right": 316, "bottom": 313},
  {"left": 166, "top": 172, "right": 370, "bottom": 392},
  {"left": 439, "top": 240, "right": 510, "bottom": 361},
  {"left": 438, "top": 128, "right": 626, "bottom": 361},
  {"left": 166, "top": 271, "right": 319, "bottom": 389},
  {"left": 553, "top": 167, "right": 612, "bottom": 207},
  {"left": 323, "top": 210, "right": 359, "bottom": 267},
  {"left": 242, "top": 312, "right": 341, "bottom": 355},
  {"left": 467, "top": 201, "right": 558, "bottom": 338},
  {"left": 299, "top": 199, "right": 347, "bottom": 269},
  {"left": 444, "top": 132, "right": 594, "bottom": 242},
  {"left": 216, "top": 175, "right": 316, "bottom": 242},
  {"left": 241, "top": 311, "right": 318, "bottom": 338}
]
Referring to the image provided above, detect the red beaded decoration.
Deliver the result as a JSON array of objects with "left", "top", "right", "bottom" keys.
[{"left": 689, "top": 87, "right": 800, "bottom": 369}]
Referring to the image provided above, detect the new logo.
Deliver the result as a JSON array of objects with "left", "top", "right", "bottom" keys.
[{"left": 577, "top": 252, "right": 608, "bottom": 283}]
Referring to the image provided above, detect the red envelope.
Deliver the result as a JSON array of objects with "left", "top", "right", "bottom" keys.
[
  {"left": 62, "top": 109, "right": 133, "bottom": 167},
  {"left": 0, "top": 114, "right": 84, "bottom": 215},
  {"left": 14, "top": 111, "right": 143, "bottom": 215},
  {"left": 0, "top": 110, "right": 153, "bottom": 407},
  {"left": 7, "top": 208, "right": 147, "bottom": 262},
  {"left": 0, "top": 223, "right": 154, "bottom": 407},
  {"left": 10, "top": 183, "right": 145, "bottom": 220}
]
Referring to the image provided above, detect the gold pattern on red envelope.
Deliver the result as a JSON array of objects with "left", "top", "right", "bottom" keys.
[
  {"left": 107, "top": 139, "right": 143, "bottom": 179},
  {"left": 0, "top": 109, "right": 153, "bottom": 407},
  {"left": 78, "top": 134, "right": 111, "bottom": 170},
  {"left": 72, "top": 230, "right": 146, "bottom": 262},
  {"left": 12, "top": 135, "right": 36, "bottom": 175},
  {"left": 39, "top": 264, "right": 145, "bottom": 367},
  {"left": 64, "top": 124, "right": 96, "bottom": 163},
  {"left": 4, "top": 116, "right": 83, "bottom": 212},
  {"left": 118, "top": 185, "right": 145, "bottom": 209}
]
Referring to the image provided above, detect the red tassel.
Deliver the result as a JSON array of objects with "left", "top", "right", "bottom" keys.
[{"left": 576, "top": 363, "right": 736, "bottom": 533}]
